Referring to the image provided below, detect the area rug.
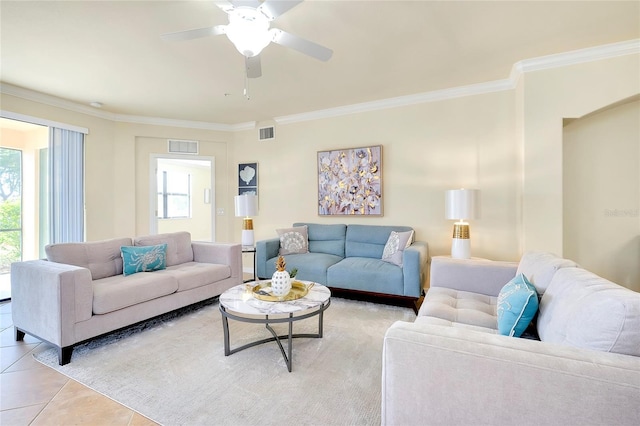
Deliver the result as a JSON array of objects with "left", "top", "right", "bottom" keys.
[{"left": 34, "top": 298, "right": 415, "bottom": 425}]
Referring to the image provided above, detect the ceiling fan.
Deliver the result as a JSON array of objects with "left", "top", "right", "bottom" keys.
[{"left": 161, "top": 0, "right": 333, "bottom": 79}]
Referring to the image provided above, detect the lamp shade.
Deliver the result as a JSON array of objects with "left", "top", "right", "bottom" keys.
[
  {"left": 234, "top": 194, "right": 258, "bottom": 217},
  {"left": 445, "top": 189, "right": 479, "bottom": 221}
]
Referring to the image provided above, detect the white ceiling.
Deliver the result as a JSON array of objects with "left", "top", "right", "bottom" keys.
[{"left": 1, "top": 0, "right": 639, "bottom": 125}]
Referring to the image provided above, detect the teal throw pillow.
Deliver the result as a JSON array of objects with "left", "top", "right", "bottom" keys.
[
  {"left": 121, "top": 244, "right": 167, "bottom": 276},
  {"left": 497, "top": 273, "right": 539, "bottom": 337}
]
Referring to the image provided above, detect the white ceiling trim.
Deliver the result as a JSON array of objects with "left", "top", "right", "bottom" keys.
[
  {"left": 0, "top": 109, "right": 89, "bottom": 134},
  {"left": 274, "top": 79, "right": 513, "bottom": 125},
  {"left": 2, "top": 39, "right": 638, "bottom": 131},
  {"left": 113, "top": 114, "right": 256, "bottom": 132},
  {"left": 1, "top": 82, "right": 118, "bottom": 122},
  {"left": 279, "top": 39, "right": 640, "bottom": 126},
  {"left": 509, "top": 38, "right": 640, "bottom": 84}
]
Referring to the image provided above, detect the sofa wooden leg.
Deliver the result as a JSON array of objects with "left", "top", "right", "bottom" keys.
[
  {"left": 58, "top": 346, "right": 73, "bottom": 365},
  {"left": 15, "top": 328, "right": 25, "bottom": 341}
]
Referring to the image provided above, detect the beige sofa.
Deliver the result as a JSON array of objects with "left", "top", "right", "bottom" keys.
[
  {"left": 11, "top": 232, "right": 241, "bottom": 365},
  {"left": 382, "top": 252, "right": 640, "bottom": 425}
]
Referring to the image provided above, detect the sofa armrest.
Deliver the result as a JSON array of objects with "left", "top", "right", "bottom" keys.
[
  {"left": 382, "top": 321, "right": 640, "bottom": 426},
  {"left": 256, "top": 237, "right": 280, "bottom": 279},
  {"left": 430, "top": 256, "right": 517, "bottom": 297},
  {"left": 402, "top": 241, "right": 428, "bottom": 297},
  {"left": 192, "top": 242, "right": 242, "bottom": 280},
  {"left": 10, "top": 260, "right": 93, "bottom": 347}
]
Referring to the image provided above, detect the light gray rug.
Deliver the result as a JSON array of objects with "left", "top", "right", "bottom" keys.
[{"left": 34, "top": 298, "right": 415, "bottom": 426}]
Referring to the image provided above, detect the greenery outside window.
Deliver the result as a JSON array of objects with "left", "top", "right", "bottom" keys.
[
  {"left": 0, "top": 147, "right": 22, "bottom": 272},
  {"left": 157, "top": 171, "right": 191, "bottom": 219}
]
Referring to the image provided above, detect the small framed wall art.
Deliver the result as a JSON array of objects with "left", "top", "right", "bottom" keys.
[
  {"left": 317, "top": 145, "right": 382, "bottom": 216},
  {"left": 238, "top": 162, "right": 258, "bottom": 195}
]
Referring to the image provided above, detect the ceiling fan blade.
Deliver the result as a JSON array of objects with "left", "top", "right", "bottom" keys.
[
  {"left": 213, "top": 1, "right": 235, "bottom": 13},
  {"left": 161, "top": 25, "right": 227, "bottom": 42},
  {"left": 231, "top": 0, "right": 263, "bottom": 8},
  {"left": 258, "top": 0, "right": 303, "bottom": 21},
  {"left": 246, "top": 55, "right": 262, "bottom": 78},
  {"left": 271, "top": 28, "right": 333, "bottom": 61}
]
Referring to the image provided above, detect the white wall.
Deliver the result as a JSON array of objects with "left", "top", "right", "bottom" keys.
[
  {"left": 520, "top": 54, "right": 640, "bottom": 255},
  {"left": 118, "top": 124, "right": 233, "bottom": 242},
  {"left": 2, "top": 50, "right": 639, "bottom": 281},
  {"left": 232, "top": 90, "right": 521, "bottom": 261},
  {"left": 563, "top": 99, "right": 639, "bottom": 291}
]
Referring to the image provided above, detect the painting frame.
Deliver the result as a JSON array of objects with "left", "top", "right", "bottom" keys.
[
  {"left": 317, "top": 145, "right": 383, "bottom": 216},
  {"left": 238, "top": 162, "right": 258, "bottom": 196}
]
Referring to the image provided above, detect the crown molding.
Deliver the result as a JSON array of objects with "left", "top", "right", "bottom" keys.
[
  {"left": 275, "top": 79, "right": 513, "bottom": 125},
  {"left": 2, "top": 39, "right": 638, "bottom": 130},
  {"left": 278, "top": 39, "right": 639, "bottom": 125},
  {"left": 0, "top": 109, "right": 89, "bottom": 134},
  {"left": 113, "top": 114, "right": 255, "bottom": 132},
  {"left": 509, "top": 38, "right": 640, "bottom": 85},
  {"left": 0, "top": 82, "right": 248, "bottom": 132},
  {"left": 518, "top": 38, "right": 639, "bottom": 74},
  {"left": 1, "top": 82, "right": 119, "bottom": 121}
]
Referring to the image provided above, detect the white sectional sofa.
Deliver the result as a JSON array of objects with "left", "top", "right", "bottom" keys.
[
  {"left": 382, "top": 252, "right": 640, "bottom": 425},
  {"left": 11, "top": 231, "right": 241, "bottom": 365}
]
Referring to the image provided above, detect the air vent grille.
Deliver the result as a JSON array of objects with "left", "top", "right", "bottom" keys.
[
  {"left": 168, "top": 139, "right": 199, "bottom": 154},
  {"left": 259, "top": 126, "right": 275, "bottom": 141}
]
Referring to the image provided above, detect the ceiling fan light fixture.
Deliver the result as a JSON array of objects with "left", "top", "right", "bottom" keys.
[{"left": 225, "top": 7, "right": 272, "bottom": 58}]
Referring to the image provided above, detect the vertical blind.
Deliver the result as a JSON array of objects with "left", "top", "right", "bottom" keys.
[{"left": 49, "top": 127, "right": 84, "bottom": 243}]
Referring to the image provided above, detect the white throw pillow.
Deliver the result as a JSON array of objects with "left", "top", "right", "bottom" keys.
[
  {"left": 381, "top": 230, "right": 414, "bottom": 267},
  {"left": 277, "top": 225, "right": 309, "bottom": 255}
]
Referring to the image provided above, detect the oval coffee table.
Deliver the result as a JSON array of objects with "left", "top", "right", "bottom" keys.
[{"left": 219, "top": 281, "right": 331, "bottom": 372}]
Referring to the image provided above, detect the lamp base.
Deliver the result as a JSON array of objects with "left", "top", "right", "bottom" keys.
[
  {"left": 451, "top": 238, "right": 471, "bottom": 259},
  {"left": 241, "top": 229, "right": 254, "bottom": 247},
  {"left": 451, "top": 223, "right": 471, "bottom": 259}
]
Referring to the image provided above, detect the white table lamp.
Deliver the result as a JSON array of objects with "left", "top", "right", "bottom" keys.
[
  {"left": 445, "top": 189, "right": 479, "bottom": 259},
  {"left": 234, "top": 194, "right": 258, "bottom": 247}
]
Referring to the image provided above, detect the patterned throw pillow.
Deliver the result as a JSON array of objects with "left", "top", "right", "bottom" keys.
[
  {"left": 381, "top": 230, "right": 414, "bottom": 267},
  {"left": 277, "top": 225, "right": 309, "bottom": 255},
  {"left": 497, "top": 273, "right": 539, "bottom": 337},
  {"left": 121, "top": 244, "right": 167, "bottom": 276}
]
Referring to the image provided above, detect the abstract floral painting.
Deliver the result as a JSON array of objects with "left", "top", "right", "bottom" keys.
[{"left": 317, "top": 145, "right": 382, "bottom": 215}]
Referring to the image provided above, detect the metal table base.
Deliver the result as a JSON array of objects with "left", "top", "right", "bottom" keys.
[{"left": 220, "top": 299, "right": 331, "bottom": 372}]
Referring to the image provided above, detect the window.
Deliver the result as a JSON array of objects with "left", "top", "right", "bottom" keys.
[
  {"left": 0, "top": 147, "right": 22, "bottom": 273},
  {"left": 157, "top": 171, "right": 191, "bottom": 219}
]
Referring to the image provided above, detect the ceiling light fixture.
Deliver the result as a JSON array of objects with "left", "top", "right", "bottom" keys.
[{"left": 224, "top": 7, "right": 272, "bottom": 57}]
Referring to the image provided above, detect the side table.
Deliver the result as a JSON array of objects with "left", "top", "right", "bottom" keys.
[{"left": 242, "top": 246, "right": 257, "bottom": 283}]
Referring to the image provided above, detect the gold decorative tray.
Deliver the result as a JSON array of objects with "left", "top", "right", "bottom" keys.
[{"left": 251, "top": 281, "right": 314, "bottom": 302}]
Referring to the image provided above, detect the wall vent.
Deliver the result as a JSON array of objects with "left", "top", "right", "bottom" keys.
[
  {"left": 168, "top": 139, "right": 199, "bottom": 154},
  {"left": 259, "top": 126, "right": 275, "bottom": 141}
]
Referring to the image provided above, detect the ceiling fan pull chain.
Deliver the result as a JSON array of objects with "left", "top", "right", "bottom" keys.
[{"left": 244, "top": 72, "right": 250, "bottom": 100}]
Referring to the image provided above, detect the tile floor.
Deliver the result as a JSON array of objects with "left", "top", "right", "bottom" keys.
[{"left": 0, "top": 301, "right": 159, "bottom": 426}]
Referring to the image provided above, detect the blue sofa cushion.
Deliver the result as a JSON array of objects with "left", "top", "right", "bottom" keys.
[
  {"left": 327, "top": 257, "right": 404, "bottom": 296},
  {"left": 294, "top": 223, "right": 346, "bottom": 258},
  {"left": 264, "top": 252, "right": 343, "bottom": 285},
  {"left": 345, "top": 225, "right": 414, "bottom": 259}
]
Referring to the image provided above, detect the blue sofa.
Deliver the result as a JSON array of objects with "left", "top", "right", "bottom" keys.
[{"left": 256, "top": 223, "right": 428, "bottom": 299}]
